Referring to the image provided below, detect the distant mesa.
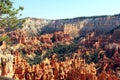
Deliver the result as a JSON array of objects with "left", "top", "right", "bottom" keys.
[{"left": 22, "top": 13, "right": 120, "bottom": 37}]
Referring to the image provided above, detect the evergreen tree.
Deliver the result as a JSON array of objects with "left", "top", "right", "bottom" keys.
[{"left": 0, "top": 0, "right": 24, "bottom": 27}]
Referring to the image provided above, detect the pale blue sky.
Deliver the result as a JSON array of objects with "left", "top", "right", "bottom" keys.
[{"left": 13, "top": 0, "right": 120, "bottom": 19}]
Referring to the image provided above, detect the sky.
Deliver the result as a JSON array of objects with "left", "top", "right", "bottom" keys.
[{"left": 13, "top": 0, "right": 120, "bottom": 19}]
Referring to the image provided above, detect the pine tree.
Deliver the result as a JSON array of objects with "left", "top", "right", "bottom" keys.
[{"left": 0, "top": 0, "right": 24, "bottom": 27}]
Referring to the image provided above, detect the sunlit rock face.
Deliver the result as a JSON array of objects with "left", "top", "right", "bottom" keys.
[
  {"left": 22, "top": 14, "right": 120, "bottom": 37},
  {"left": 22, "top": 18, "right": 51, "bottom": 36},
  {"left": 0, "top": 47, "right": 14, "bottom": 78}
]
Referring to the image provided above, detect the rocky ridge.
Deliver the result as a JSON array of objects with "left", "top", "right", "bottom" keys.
[{"left": 22, "top": 14, "right": 120, "bottom": 37}]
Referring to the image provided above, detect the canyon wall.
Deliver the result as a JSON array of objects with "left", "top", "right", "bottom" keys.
[{"left": 22, "top": 14, "right": 120, "bottom": 37}]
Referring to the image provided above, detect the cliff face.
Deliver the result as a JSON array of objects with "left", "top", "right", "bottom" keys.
[
  {"left": 22, "top": 14, "right": 120, "bottom": 37},
  {"left": 0, "top": 48, "right": 14, "bottom": 78}
]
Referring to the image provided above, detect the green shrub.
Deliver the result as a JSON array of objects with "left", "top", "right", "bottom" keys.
[{"left": 0, "top": 36, "right": 9, "bottom": 42}]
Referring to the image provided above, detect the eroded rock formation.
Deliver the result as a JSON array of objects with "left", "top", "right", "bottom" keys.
[
  {"left": 22, "top": 14, "right": 120, "bottom": 37},
  {"left": 1, "top": 14, "right": 120, "bottom": 80}
]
